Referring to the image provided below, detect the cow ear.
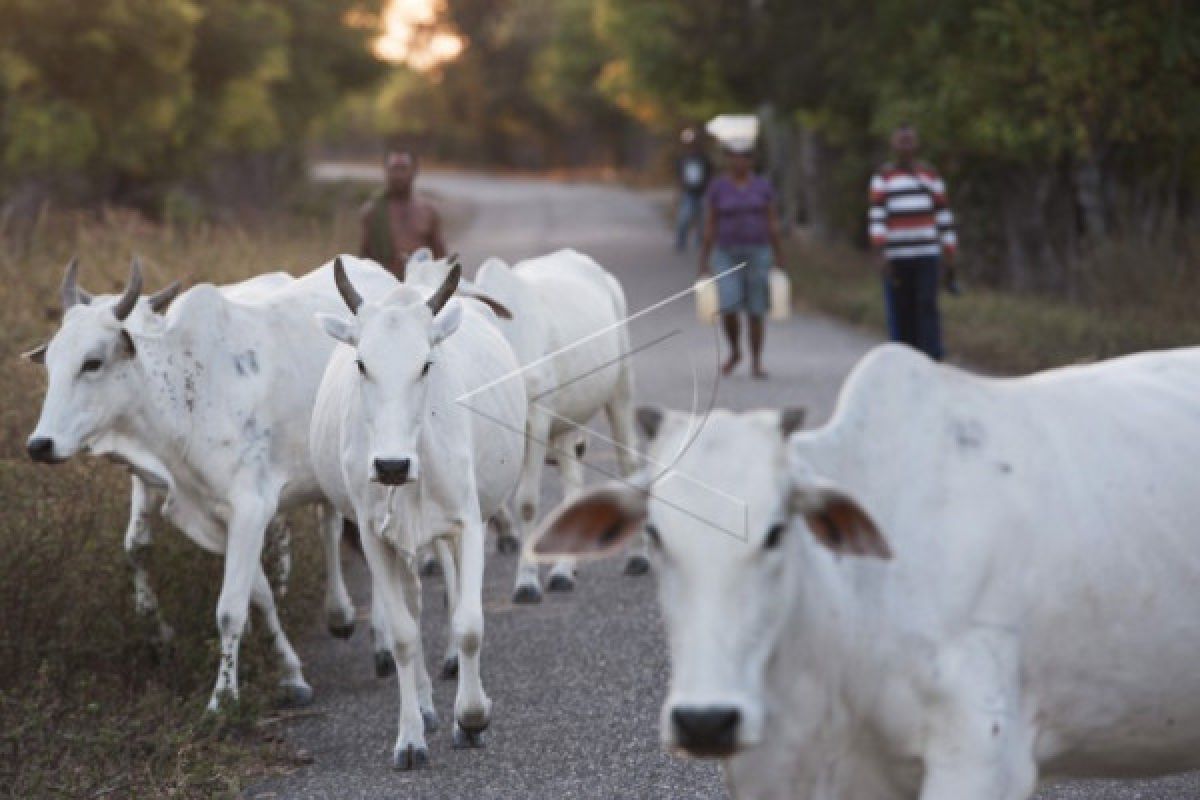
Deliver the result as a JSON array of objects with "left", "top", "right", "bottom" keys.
[
  {"left": 429, "top": 298, "right": 462, "bottom": 345},
  {"left": 789, "top": 482, "right": 891, "bottom": 560},
  {"left": 22, "top": 342, "right": 48, "bottom": 364},
  {"left": 316, "top": 312, "right": 358, "bottom": 346},
  {"left": 458, "top": 280, "right": 513, "bottom": 319},
  {"left": 529, "top": 482, "right": 648, "bottom": 562}
]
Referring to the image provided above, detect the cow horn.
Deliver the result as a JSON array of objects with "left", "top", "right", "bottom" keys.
[
  {"left": 147, "top": 280, "right": 182, "bottom": 313},
  {"left": 112, "top": 257, "right": 143, "bottom": 321},
  {"left": 427, "top": 263, "right": 461, "bottom": 316},
  {"left": 333, "top": 256, "right": 363, "bottom": 314},
  {"left": 60, "top": 256, "right": 92, "bottom": 309}
]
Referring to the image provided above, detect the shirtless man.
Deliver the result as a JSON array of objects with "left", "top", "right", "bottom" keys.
[{"left": 360, "top": 147, "right": 447, "bottom": 279}]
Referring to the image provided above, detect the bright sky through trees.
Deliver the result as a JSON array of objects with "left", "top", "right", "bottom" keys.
[{"left": 376, "top": 0, "right": 462, "bottom": 68}]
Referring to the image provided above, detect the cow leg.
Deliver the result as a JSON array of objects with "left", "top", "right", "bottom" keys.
[
  {"left": 357, "top": 528, "right": 429, "bottom": 770},
  {"left": 919, "top": 634, "right": 1037, "bottom": 800},
  {"left": 371, "top": 584, "right": 396, "bottom": 677},
  {"left": 208, "top": 496, "right": 273, "bottom": 712},
  {"left": 250, "top": 564, "right": 312, "bottom": 708},
  {"left": 398, "top": 551, "right": 439, "bottom": 732},
  {"left": 492, "top": 505, "right": 519, "bottom": 555},
  {"left": 511, "top": 405, "right": 551, "bottom": 603},
  {"left": 264, "top": 515, "right": 292, "bottom": 598},
  {"left": 452, "top": 516, "right": 491, "bottom": 747},
  {"left": 123, "top": 477, "right": 174, "bottom": 644},
  {"left": 319, "top": 506, "right": 356, "bottom": 639},
  {"left": 434, "top": 537, "right": 460, "bottom": 679},
  {"left": 546, "top": 433, "right": 583, "bottom": 592},
  {"left": 605, "top": 362, "right": 650, "bottom": 576}
]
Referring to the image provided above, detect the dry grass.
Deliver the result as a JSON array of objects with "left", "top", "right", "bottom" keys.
[
  {"left": 0, "top": 185, "right": 374, "bottom": 798},
  {"left": 787, "top": 238, "right": 1200, "bottom": 375}
]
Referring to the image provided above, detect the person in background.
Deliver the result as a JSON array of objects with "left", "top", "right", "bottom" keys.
[
  {"left": 698, "top": 143, "right": 784, "bottom": 380},
  {"left": 674, "top": 128, "right": 712, "bottom": 251},
  {"left": 868, "top": 123, "right": 957, "bottom": 360},
  {"left": 360, "top": 145, "right": 447, "bottom": 279}
]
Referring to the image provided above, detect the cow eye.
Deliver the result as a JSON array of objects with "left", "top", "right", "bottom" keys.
[
  {"left": 421, "top": 360, "right": 433, "bottom": 377},
  {"left": 763, "top": 523, "right": 786, "bottom": 550},
  {"left": 645, "top": 523, "right": 661, "bottom": 547},
  {"left": 80, "top": 357, "right": 103, "bottom": 374},
  {"left": 356, "top": 358, "right": 367, "bottom": 377}
]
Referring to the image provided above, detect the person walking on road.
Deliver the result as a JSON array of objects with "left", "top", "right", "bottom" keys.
[
  {"left": 868, "top": 124, "right": 957, "bottom": 360},
  {"left": 674, "top": 128, "right": 712, "bottom": 251},
  {"left": 360, "top": 145, "right": 447, "bottom": 279},
  {"left": 699, "top": 143, "right": 784, "bottom": 380}
]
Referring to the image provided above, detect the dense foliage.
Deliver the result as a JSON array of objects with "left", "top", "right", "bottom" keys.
[
  {"left": 594, "top": 0, "right": 1200, "bottom": 289},
  {"left": 369, "top": 0, "right": 1199, "bottom": 288},
  {"left": 0, "top": 0, "right": 386, "bottom": 208}
]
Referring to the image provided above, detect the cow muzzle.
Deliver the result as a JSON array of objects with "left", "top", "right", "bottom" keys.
[
  {"left": 669, "top": 705, "right": 742, "bottom": 758},
  {"left": 373, "top": 457, "right": 416, "bottom": 486},
  {"left": 26, "top": 436, "right": 65, "bottom": 464}
]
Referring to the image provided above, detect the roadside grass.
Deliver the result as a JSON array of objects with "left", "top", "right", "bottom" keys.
[
  {"left": 788, "top": 239, "right": 1200, "bottom": 374},
  {"left": 0, "top": 184, "right": 375, "bottom": 798}
]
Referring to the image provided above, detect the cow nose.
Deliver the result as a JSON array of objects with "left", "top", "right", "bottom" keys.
[
  {"left": 374, "top": 458, "right": 411, "bottom": 485},
  {"left": 671, "top": 707, "right": 741, "bottom": 757},
  {"left": 26, "top": 437, "right": 56, "bottom": 463}
]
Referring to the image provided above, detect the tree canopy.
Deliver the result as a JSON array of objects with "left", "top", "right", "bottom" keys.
[{"left": 0, "top": 0, "right": 386, "bottom": 205}]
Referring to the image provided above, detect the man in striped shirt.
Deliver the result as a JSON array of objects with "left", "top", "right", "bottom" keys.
[{"left": 868, "top": 124, "right": 957, "bottom": 360}]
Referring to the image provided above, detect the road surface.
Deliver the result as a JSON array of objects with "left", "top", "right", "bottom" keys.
[{"left": 252, "top": 169, "right": 1200, "bottom": 799}]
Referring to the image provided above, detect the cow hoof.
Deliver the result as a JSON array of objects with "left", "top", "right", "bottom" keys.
[
  {"left": 496, "top": 533, "right": 520, "bottom": 555},
  {"left": 422, "top": 708, "right": 440, "bottom": 734},
  {"left": 327, "top": 621, "right": 355, "bottom": 639},
  {"left": 419, "top": 557, "right": 441, "bottom": 578},
  {"left": 452, "top": 722, "right": 486, "bottom": 749},
  {"left": 277, "top": 682, "right": 314, "bottom": 709},
  {"left": 512, "top": 584, "right": 543, "bottom": 605},
  {"left": 624, "top": 555, "right": 651, "bottom": 576},
  {"left": 441, "top": 654, "right": 459, "bottom": 680},
  {"left": 392, "top": 744, "right": 430, "bottom": 771},
  {"left": 546, "top": 573, "right": 575, "bottom": 593},
  {"left": 374, "top": 650, "right": 396, "bottom": 678}
]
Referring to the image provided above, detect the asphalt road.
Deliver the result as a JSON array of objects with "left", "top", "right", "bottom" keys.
[{"left": 251, "top": 170, "right": 1200, "bottom": 799}]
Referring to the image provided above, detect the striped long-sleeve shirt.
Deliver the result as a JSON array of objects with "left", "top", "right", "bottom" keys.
[{"left": 868, "top": 162, "right": 957, "bottom": 260}]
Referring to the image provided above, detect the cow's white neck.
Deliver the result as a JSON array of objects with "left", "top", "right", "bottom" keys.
[{"left": 107, "top": 329, "right": 204, "bottom": 490}]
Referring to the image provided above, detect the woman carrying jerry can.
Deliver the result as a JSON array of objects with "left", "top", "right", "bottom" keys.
[{"left": 697, "top": 140, "right": 788, "bottom": 380}]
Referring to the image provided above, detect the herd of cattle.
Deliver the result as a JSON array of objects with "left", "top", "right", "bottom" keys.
[{"left": 21, "top": 248, "right": 1200, "bottom": 798}]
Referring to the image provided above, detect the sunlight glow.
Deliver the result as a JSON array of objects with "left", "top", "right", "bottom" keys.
[{"left": 376, "top": 0, "right": 463, "bottom": 70}]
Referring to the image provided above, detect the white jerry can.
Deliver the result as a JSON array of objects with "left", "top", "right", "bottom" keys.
[
  {"left": 769, "top": 267, "right": 791, "bottom": 321},
  {"left": 696, "top": 268, "right": 791, "bottom": 322},
  {"left": 695, "top": 277, "right": 720, "bottom": 323}
]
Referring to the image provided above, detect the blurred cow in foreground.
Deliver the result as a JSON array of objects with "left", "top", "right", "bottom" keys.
[
  {"left": 25, "top": 256, "right": 396, "bottom": 711},
  {"left": 309, "top": 260, "right": 525, "bottom": 769},
  {"left": 532, "top": 343, "right": 1200, "bottom": 799}
]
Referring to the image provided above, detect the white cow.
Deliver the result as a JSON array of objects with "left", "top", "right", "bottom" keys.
[
  {"left": 465, "top": 248, "right": 643, "bottom": 602},
  {"left": 310, "top": 261, "right": 526, "bottom": 769},
  {"left": 26, "top": 255, "right": 396, "bottom": 711},
  {"left": 531, "top": 343, "right": 1200, "bottom": 799},
  {"left": 28, "top": 267, "right": 301, "bottom": 647}
]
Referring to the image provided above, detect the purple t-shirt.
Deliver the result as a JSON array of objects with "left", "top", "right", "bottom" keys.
[{"left": 707, "top": 175, "right": 774, "bottom": 247}]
